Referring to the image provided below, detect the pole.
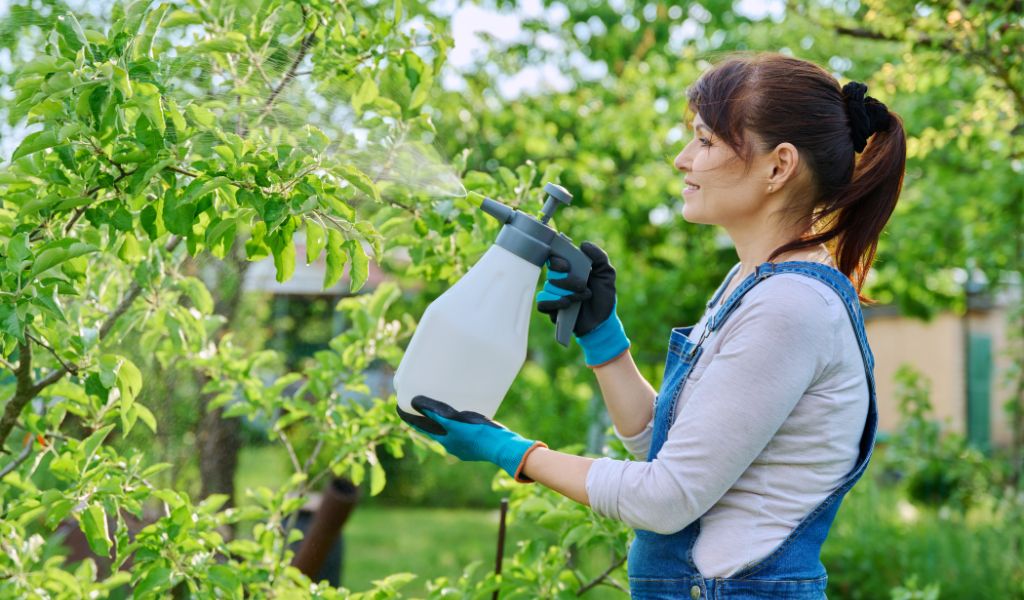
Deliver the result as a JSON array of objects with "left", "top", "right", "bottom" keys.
[{"left": 492, "top": 497, "right": 509, "bottom": 600}]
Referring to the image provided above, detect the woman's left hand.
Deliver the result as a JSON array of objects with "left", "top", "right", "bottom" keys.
[{"left": 396, "top": 396, "right": 547, "bottom": 483}]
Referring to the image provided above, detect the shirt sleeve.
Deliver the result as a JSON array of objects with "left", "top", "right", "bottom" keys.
[
  {"left": 586, "top": 278, "right": 836, "bottom": 534},
  {"left": 613, "top": 416, "right": 653, "bottom": 460}
]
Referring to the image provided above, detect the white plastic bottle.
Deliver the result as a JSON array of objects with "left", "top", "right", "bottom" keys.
[
  {"left": 393, "top": 185, "right": 590, "bottom": 422},
  {"left": 393, "top": 244, "right": 540, "bottom": 419}
]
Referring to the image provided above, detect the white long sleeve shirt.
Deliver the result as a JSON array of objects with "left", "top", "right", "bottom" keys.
[{"left": 585, "top": 272, "right": 869, "bottom": 578}]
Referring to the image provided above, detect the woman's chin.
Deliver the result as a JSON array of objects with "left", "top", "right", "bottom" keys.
[{"left": 680, "top": 204, "right": 711, "bottom": 225}]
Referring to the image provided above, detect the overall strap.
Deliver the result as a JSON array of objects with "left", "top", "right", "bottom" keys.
[
  {"left": 707, "top": 262, "right": 742, "bottom": 311},
  {"left": 709, "top": 261, "right": 878, "bottom": 482}
]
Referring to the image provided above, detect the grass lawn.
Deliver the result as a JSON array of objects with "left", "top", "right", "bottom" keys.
[
  {"left": 235, "top": 445, "right": 627, "bottom": 598},
  {"left": 341, "top": 506, "right": 503, "bottom": 595},
  {"left": 341, "top": 506, "right": 627, "bottom": 598}
]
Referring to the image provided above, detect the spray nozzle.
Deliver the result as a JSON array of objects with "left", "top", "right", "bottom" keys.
[
  {"left": 540, "top": 182, "right": 572, "bottom": 224},
  {"left": 480, "top": 196, "right": 514, "bottom": 224}
]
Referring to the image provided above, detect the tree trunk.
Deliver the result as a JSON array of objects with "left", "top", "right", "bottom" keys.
[
  {"left": 197, "top": 401, "right": 242, "bottom": 503},
  {"left": 194, "top": 248, "right": 252, "bottom": 537}
]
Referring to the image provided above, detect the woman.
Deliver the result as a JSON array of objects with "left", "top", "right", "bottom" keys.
[{"left": 398, "top": 52, "right": 906, "bottom": 599}]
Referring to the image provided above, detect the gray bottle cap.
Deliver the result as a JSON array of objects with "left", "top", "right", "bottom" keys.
[{"left": 479, "top": 185, "right": 575, "bottom": 266}]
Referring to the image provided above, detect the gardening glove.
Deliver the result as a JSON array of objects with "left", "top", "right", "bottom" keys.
[
  {"left": 396, "top": 396, "right": 547, "bottom": 483},
  {"left": 536, "top": 241, "right": 630, "bottom": 367}
]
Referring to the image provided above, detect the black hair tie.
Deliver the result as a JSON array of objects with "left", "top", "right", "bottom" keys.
[{"left": 842, "top": 81, "right": 892, "bottom": 153}]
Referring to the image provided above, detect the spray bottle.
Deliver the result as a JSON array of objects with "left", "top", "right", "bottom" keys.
[{"left": 393, "top": 182, "right": 590, "bottom": 419}]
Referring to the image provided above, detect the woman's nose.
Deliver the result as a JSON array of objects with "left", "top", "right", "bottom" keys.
[{"left": 673, "top": 148, "right": 689, "bottom": 172}]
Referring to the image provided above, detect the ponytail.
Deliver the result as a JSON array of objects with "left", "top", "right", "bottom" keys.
[{"left": 770, "top": 108, "right": 906, "bottom": 303}]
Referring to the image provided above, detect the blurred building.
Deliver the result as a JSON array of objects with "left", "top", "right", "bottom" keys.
[{"left": 864, "top": 276, "right": 1021, "bottom": 452}]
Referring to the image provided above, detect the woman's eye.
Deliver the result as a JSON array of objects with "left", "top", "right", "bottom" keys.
[{"left": 699, "top": 137, "right": 712, "bottom": 147}]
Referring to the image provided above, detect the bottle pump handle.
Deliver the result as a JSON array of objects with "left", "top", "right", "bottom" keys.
[
  {"left": 548, "top": 235, "right": 592, "bottom": 347},
  {"left": 556, "top": 302, "right": 583, "bottom": 347}
]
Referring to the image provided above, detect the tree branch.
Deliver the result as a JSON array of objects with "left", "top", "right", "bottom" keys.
[
  {"left": 31, "top": 235, "right": 183, "bottom": 397},
  {"left": 0, "top": 438, "right": 34, "bottom": 478},
  {"left": 576, "top": 554, "right": 627, "bottom": 596},
  {"left": 0, "top": 341, "right": 34, "bottom": 449},
  {"left": 833, "top": 20, "right": 1024, "bottom": 122},
  {"left": 165, "top": 165, "right": 201, "bottom": 179},
  {"left": 834, "top": 25, "right": 957, "bottom": 52},
  {"left": 257, "top": 27, "right": 318, "bottom": 124},
  {"left": 58, "top": 168, "right": 141, "bottom": 238},
  {"left": 25, "top": 332, "right": 79, "bottom": 376}
]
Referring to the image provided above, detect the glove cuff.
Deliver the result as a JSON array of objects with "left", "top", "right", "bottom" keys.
[
  {"left": 577, "top": 309, "right": 630, "bottom": 367},
  {"left": 513, "top": 441, "right": 548, "bottom": 483},
  {"left": 496, "top": 436, "right": 547, "bottom": 483}
]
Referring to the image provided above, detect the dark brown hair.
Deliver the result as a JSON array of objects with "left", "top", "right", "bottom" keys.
[{"left": 687, "top": 52, "right": 907, "bottom": 301}]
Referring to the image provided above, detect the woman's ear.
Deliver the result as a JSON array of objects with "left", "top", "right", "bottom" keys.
[{"left": 767, "top": 142, "right": 801, "bottom": 191}]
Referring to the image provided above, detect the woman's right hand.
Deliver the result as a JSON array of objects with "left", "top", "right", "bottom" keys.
[{"left": 536, "top": 241, "right": 630, "bottom": 367}]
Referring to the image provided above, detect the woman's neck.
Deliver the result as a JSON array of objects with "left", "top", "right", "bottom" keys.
[{"left": 726, "top": 222, "right": 829, "bottom": 281}]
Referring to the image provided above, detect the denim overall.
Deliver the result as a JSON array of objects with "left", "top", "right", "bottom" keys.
[{"left": 627, "top": 261, "right": 879, "bottom": 600}]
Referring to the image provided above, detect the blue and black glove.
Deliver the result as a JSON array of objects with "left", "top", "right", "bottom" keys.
[
  {"left": 396, "top": 396, "right": 547, "bottom": 483},
  {"left": 536, "top": 241, "right": 630, "bottom": 367}
]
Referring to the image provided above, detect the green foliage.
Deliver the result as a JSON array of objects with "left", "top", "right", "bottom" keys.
[
  {"left": 883, "top": 365, "right": 991, "bottom": 511},
  {"left": 889, "top": 575, "right": 941, "bottom": 600},
  {"left": 1, "top": 0, "right": 1022, "bottom": 597},
  {"left": 0, "top": 0, "right": 459, "bottom": 596},
  {"left": 822, "top": 463, "right": 1024, "bottom": 599}
]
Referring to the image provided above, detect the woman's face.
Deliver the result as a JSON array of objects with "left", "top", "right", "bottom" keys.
[{"left": 673, "top": 113, "right": 773, "bottom": 229}]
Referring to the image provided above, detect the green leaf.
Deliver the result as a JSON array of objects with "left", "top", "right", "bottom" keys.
[
  {"left": 270, "top": 233, "right": 296, "bottom": 283},
  {"left": 194, "top": 32, "right": 246, "bottom": 54},
  {"left": 45, "top": 499, "right": 74, "bottom": 529},
  {"left": 82, "top": 424, "right": 115, "bottom": 459},
  {"left": 213, "top": 144, "right": 234, "bottom": 163},
  {"left": 116, "top": 356, "right": 142, "bottom": 405},
  {"left": 56, "top": 13, "right": 90, "bottom": 55},
  {"left": 6, "top": 232, "right": 31, "bottom": 270},
  {"left": 134, "top": 82, "right": 165, "bottom": 135},
  {"left": 345, "top": 240, "right": 369, "bottom": 292},
  {"left": 194, "top": 176, "right": 232, "bottom": 199},
  {"left": 186, "top": 103, "right": 215, "bottom": 127},
  {"left": 121, "top": 401, "right": 138, "bottom": 435},
  {"left": 20, "top": 55, "right": 64, "bottom": 76},
  {"left": 208, "top": 564, "right": 242, "bottom": 594},
  {"left": 324, "top": 229, "right": 347, "bottom": 288},
  {"left": 112, "top": 65, "right": 132, "bottom": 99},
  {"left": 12, "top": 130, "right": 59, "bottom": 161},
  {"left": 206, "top": 218, "right": 236, "bottom": 259},
  {"left": 135, "top": 403, "right": 158, "bottom": 433},
  {"left": 80, "top": 504, "right": 111, "bottom": 557},
  {"left": 409, "top": 66, "right": 434, "bottom": 110},
  {"left": 133, "top": 4, "right": 169, "bottom": 61},
  {"left": 370, "top": 97, "right": 402, "bottom": 118},
  {"left": 28, "top": 242, "right": 98, "bottom": 280},
  {"left": 178, "top": 277, "right": 213, "bottom": 313},
  {"left": 165, "top": 98, "right": 187, "bottom": 132},
  {"left": 245, "top": 220, "right": 269, "bottom": 260},
  {"left": 134, "top": 566, "right": 173, "bottom": 596},
  {"left": 29, "top": 98, "right": 65, "bottom": 120},
  {"left": 31, "top": 285, "right": 67, "bottom": 323},
  {"left": 370, "top": 460, "right": 386, "bottom": 496},
  {"left": 140, "top": 205, "right": 159, "bottom": 240},
  {"left": 337, "top": 164, "right": 380, "bottom": 202},
  {"left": 163, "top": 188, "right": 196, "bottom": 236},
  {"left": 305, "top": 219, "right": 325, "bottom": 264},
  {"left": 352, "top": 77, "right": 379, "bottom": 114},
  {"left": 163, "top": 9, "right": 204, "bottom": 27}
]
